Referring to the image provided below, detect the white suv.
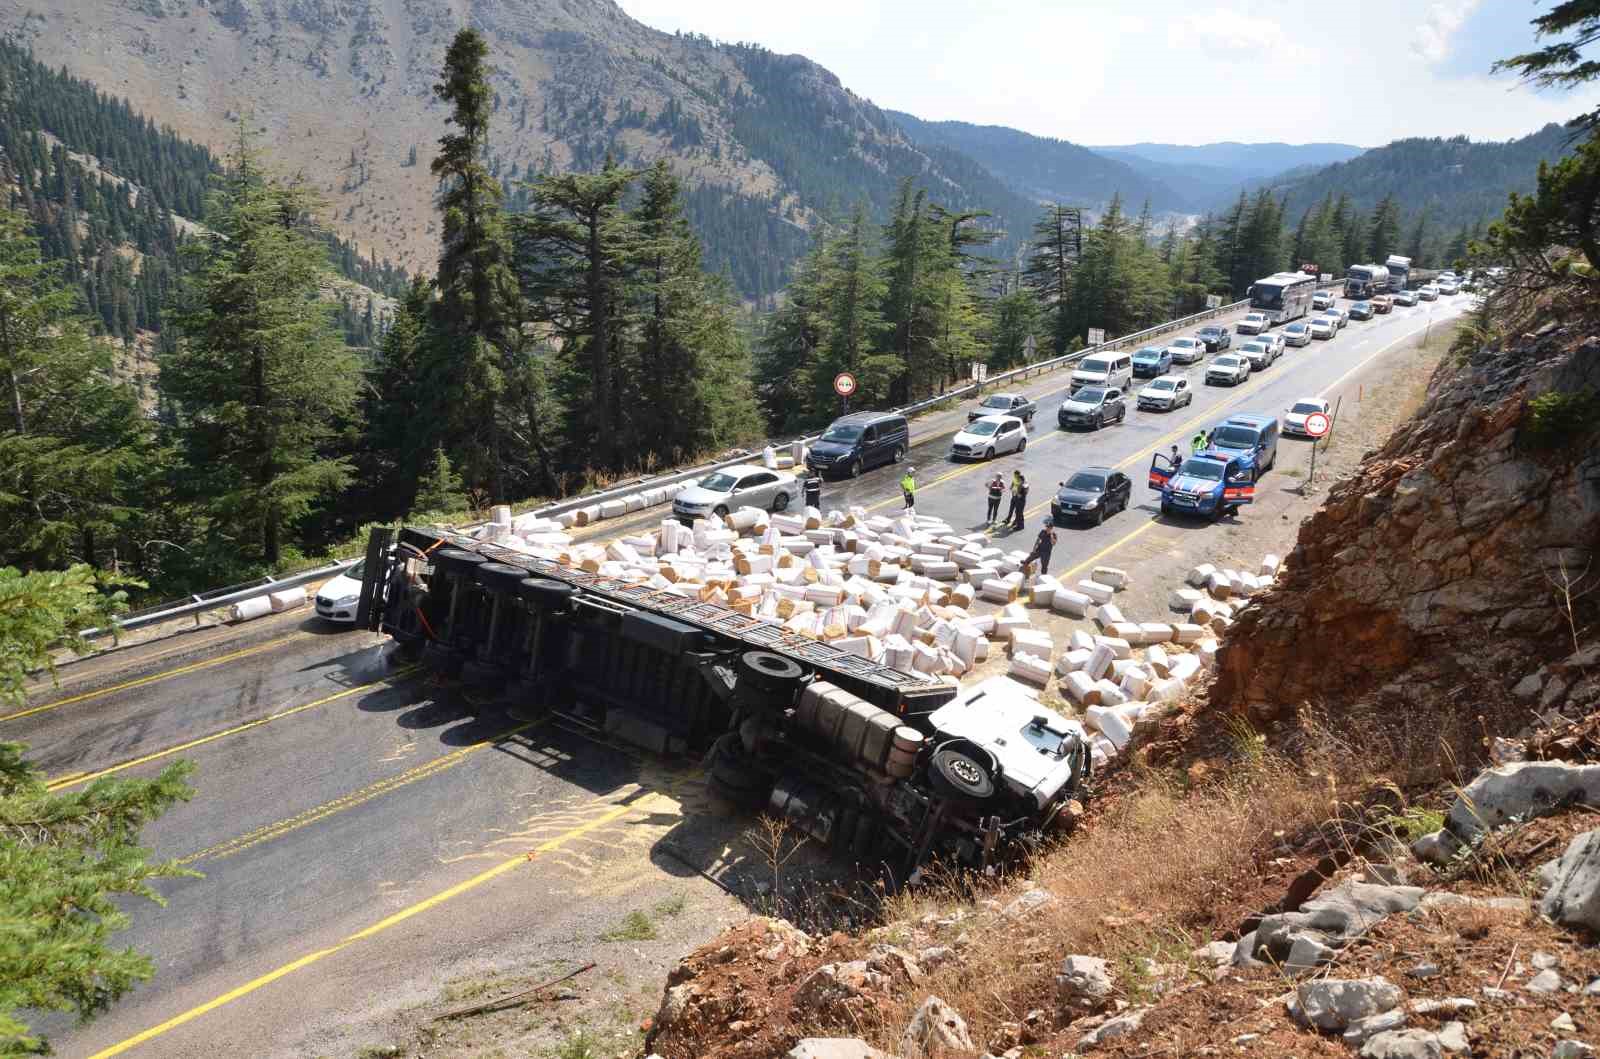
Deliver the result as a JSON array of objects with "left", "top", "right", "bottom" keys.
[{"left": 1237, "top": 312, "right": 1269, "bottom": 335}]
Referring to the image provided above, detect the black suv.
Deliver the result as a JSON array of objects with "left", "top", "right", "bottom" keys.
[
  {"left": 805, "top": 411, "right": 911, "bottom": 478},
  {"left": 1196, "top": 325, "right": 1231, "bottom": 352}
]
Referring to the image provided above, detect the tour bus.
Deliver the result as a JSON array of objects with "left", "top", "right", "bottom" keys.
[
  {"left": 1247, "top": 271, "right": 1317, "bottom": 325},
  {"left": 1385, "top": 254, "right": 1412, "bottom": 292},
  {"left": 1345, "top": 263, "right": 1391, "bottom": 299}
]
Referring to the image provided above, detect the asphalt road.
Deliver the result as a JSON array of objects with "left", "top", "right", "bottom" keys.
[{"left": 7, "top": 293, "right": 1466, "bottom": 1058}]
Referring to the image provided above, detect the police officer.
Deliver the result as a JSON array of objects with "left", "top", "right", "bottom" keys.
[
  {"left": 1190, "top": 429, "right": 1207, "bottom": 455},
  {"left": 1024, "top": 519, "right": 1057, "bottom": 575},
  {"left": 985, "top": 472, "right": 1005, "bottom": 524},
  {"left": 900, "top": 466, "right": 917, "bottom": 510},
  {"left": 1008, "top": 472, "right": 1029, "bottom": 531}
]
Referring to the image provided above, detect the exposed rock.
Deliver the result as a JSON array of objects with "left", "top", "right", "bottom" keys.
[
  {"left": 1361, "top": 1028, "right": 1443, "bottom": 1059},
  {"left": 1343, "top": 1009, "right": 1408, "bottom": 1045},
  {"left": 1532, "top": 951, "right": 1560, "bottom": 970},
  {"left": 1003, "top": 888, "right": 1055, "bottom": 919},
  {"left": 787, "top": 1040, "right": 894, "bottom": 1059},
  {"left": 1192, "top": 940, "right": 1236, "bottom": 967},
  {"left": 1247, "top": 882, "right": 1423, "bottom": 970},
  {"left": 1291, "top": 976, "right": 1404, "bottom": 1031},
  {"left": 1056, "top": 955, "right": 1115, "bottom": 1008},
  {"left": 1540, "top": 828, "right": 1600, "bottom": 934},
  {"left": 1408, "top": 962, "right": 1441, "bottom": 979},
  {"left": 866, "top": 944, "right": 924, "bottom": 983},
  {"left": 1527, "top": 969, "right": 1565, "bottom": 994},
  {"left": 1552, "top": 1013, "right": 1578, "bottom": 1034},
  {"left": 656, "top": 982, "right": 700, "bottom": 1028},
  {"left": 1449, "top": 762, "right": 1600, "bottom": 840},
  {"left": 898, "top": 995, "right": 975, "bottom": 1058},
  {"left": 1553, "top": 1041, "right": 1597, "bottom": 1059},
  {"left": 1418, "top": 892, "right": 1530, "bottom": 914},
  {"left": 1436, "top": 1021, "right": 1469, "bottom": 1054},
  {"left": 1409, "top": 998, "right": 1477, "bottom": 1016},
  {"left": 1076, "top": 1006, "right": 1150, "bottom": 1050},
  {"left": 917, "top": 945, "right": 955, "bottom": 973},
  {"left": 794, "top": 961, "right": 886, "bottom": 1020}
]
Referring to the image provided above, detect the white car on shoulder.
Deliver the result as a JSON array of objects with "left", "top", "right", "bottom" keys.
[
  {"left": 950, "top": 414, "right": 1027, "bottom": 460},
  {"left": 1309, "top": 315, "right": 1338, "bottom": 340},
  {"left": 314, "top": 561, "right": 369, "bottom": 623},
  {"left": 673, "top": 464, "right": 799, "bottom": 521},
  {"left": 1282, "top": 397, "right": 1331, "bottom": 437},
  {"left": 1236, "top": 311, "right": 1269, "bottom": 335}
]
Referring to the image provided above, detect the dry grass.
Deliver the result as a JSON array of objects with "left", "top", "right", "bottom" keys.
[{"left": 860, "top": 753, "right": 1347, "bottom": 1048}]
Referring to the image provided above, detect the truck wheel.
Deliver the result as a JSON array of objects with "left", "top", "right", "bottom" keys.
[
  {"left": 708, "top": 733, "right": 770, "bottom": 808},
  {"left": 929, "top": 747, "right": 996, "bottom": 803},
  {"left": 737, "top": 650, "right": 804, "bottom": 697}
]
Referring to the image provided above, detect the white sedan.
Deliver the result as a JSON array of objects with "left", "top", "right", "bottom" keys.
[
  {"left": 950, "top": 414, "right": 1027, "bottom": 460},
  {"left": 1205, "top": 354, "right": 1251, "bottom": 386},
  {"left": 1137, "top": 374, "right": 1193, "bottom": 411},
  {"left": 1283, "top": 397, "right": 1331, "bottom": 437},
  {"left": 673, "top": 464, "right": 799, "bottom": 520},
  {"left": 314, "top": 561, "right": 368, "bottom": 623},
  {"left": 1166, "top": 336, "right": 1206, "bottom": 364},
  {"left": 1256, "top": 332, "right": 1285, "bottom": 357},
  {"left": 1309, "top": 315, "right": 1338, "bottom": 340}
]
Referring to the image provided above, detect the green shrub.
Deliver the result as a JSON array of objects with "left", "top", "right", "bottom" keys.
[{"left": 1520, "top": 387, "right": 1600, "bottom": 450}]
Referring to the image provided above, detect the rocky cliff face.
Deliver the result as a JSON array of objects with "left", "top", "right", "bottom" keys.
[{"left": 1213, "top": 321, "right": 1600, "bottom": 731}]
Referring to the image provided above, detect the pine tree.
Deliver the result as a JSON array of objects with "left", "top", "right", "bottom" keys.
[
  {"left": 412, "top": 446, "right": 467, "bottom": 514},
  {"left": 1367, "top": 194, "right": 1402, "bottom": 262},
  {"left": 162, "top": 131, "right": 358, "bottom": 565},
  {"left": 1, "top": 564, "right": 194, "bottom": 1055},
  {"left": 1405, "top": 207, "right": 1433, "bottom": 266},
  {"left": 818, "top": 205, "right": 895, "bottom": 409},
  {"left": 0, "top": 204, "right": 154, "bottom": 572},
  {"left": 1021, "top": 204, "right": 1081, "bottom": 355}
]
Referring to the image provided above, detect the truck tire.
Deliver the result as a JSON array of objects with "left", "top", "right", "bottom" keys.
[
  {"left": 928, "top": 747, "right": 996, "bottom": 803},
  {"left": 737, "top": 651, "right": 804, "bottom": 697},
  {"left": 708, "top": 733, "right": 771, "bottom": 808},
  {"left": 518, "top": 578, "right": 575, "bottom": 610}
]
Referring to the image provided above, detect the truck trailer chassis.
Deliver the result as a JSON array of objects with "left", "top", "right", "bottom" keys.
[{"left": 358, "top": 526, "right": 1090, "bottom": 878}]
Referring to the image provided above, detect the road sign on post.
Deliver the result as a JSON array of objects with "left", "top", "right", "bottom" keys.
[
  {"left": 969, "top": 361, "right": 988, "bottom": 383},
  {"left": 1205, "top": 294, "right": 1222, "bottom": 309},
  {"left": 834, "top": 371, "right": 856, "bottom": 414},
  {"left": 1087, "top": 327, "right": 1105, "bottom": 346},
  {"left": 1303, "top": 412, "right": 1331, "bottom": 438}
]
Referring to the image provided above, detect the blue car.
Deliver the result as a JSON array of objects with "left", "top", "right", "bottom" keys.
[
  {"left": 1132, "top": 346, "right": 1173, "bottom": 378},
  {"left": 1206, "top": 414, "right": 1280, "bottom": 480},
  {"left": 1149, "top": 452, "right": 1255, "bottom": 521}
]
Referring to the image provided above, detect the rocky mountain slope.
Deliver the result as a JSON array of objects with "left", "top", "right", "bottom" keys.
[{"left": 0, "top": 0, "right": 1039, "bottom": 296}]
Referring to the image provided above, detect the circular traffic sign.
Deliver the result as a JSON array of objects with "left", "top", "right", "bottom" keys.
[
  {"left": 1304, "top": 411, "right": 1331, "bottom": 438},
  {"left": 833, "top": 372, "right": 857, "bottom": 398}
]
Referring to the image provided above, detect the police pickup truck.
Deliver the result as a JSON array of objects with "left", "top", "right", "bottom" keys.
[{"left": 1149, "top": 451, "right": 1255, "bottom": 520}]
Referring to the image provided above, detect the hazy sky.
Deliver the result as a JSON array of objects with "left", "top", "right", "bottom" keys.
[{"left": 615, "top": 0, "right": 1600, "bottom": 147}]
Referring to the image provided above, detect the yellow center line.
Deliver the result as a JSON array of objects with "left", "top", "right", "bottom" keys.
[
  {"left": 5, "top": 633, "right": 310, "bottom": 725},
  {"left": 87, "top": 792, "right": 670, "bottom": 1059},
  {"left": 176, "top": 717, "right": 545, "bottom": 865},
  {"left": 44, "top": 667, "right": 420, "bottom": 792}
]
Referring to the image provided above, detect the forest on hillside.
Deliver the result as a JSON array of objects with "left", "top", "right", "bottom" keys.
[{"left": 0, "top": 29, "right": 1498, "bottom": 607}]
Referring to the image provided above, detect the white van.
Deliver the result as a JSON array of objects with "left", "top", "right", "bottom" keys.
[{"left": 1069, "top": 352, "right": 1133, "bottom": 394}]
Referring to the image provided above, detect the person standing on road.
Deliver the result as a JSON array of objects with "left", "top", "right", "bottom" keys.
[
  {"left": 1024, "top": 519, "right": 1057, "bottom": 576},
  {"left": 1008, "top": 473, "right": 1029, "bottom": 531},
  {"left": 900, "top": 466, "right": 917, "bottom": 511},
  {"left": 1190, "top": 430, "right": 1207, "bottom": 455},
  {"left": 985, "top": 473, "right": 1005, "bottom": 524},
  {"left": 1169, "top": 444, "right": 1183, "bottom": 473}
]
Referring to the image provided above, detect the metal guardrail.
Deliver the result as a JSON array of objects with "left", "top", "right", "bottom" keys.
[
  {"left": 82, "top": 559, "right": 357, "bottom": 641},
  {"left": 82, "top": 291, "right": 1288, "bottom": 642}
]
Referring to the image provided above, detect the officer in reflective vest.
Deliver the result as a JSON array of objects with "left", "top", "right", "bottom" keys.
[{"left": 900, "top": 467, "right": 916, "bottom": 510}]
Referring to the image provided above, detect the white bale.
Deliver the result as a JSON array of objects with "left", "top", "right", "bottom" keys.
[
  {"left": 491, "top": 504, "right": 513, "bottom": 526},
  {"left": 949, "top": 583, "right": 976, "bottom": 608},
  {"left": 1169, "top": 587, "right": 1204, "bottom": 612},
  {"left": 1119, "top": 670, "right": 1151, "bottom": 700},
  {"left": 952, "top": 624, "right": 981, "bottom": 668},
  {"left": 1090, "top": 735, "right": 1118, "bottom": 765},
  {"left": 1096, "top": 602, "right": 1126, "bottom": 627},
  {"left": 1051, "top": 590, "right": 1094, "bottom": 618},
  {"left": 1191, "top": 598, "right": 1218, "bottom": 624},
  {"left": 1139, "top": 622, "right": 1174, "bottom": 644},
  {"left": 993, "top": 615, "right": 1031, "bottom": 643},
  {"left": 1085, "top": 643, "right": 1115, "bottom": 680},
  {"left": 557, "top": 511, "right": 578, "bottom": 529},
  {"left": 1094, "top": 678, "right": 1129, "bottom": 707},
  {"left": 599, "top": 498, "right": 628, "bottom": 520},
  {"left": 1260, "top": 553, "right": 1281, "bottom": 577},
  {"left": 1100, "top": 633, "right": 1139, "bottom": 659},
  {"left": 726, "top": 506, "right": 766, "bottom": 532},
  {"left": 791, "top": 440, "right": 807, "bottom": 465},
  {"left": 761, "top": 444, "right": 778, "bottom": 469},
  {"left": 1206, "top": 571, "right": 1232, "bottom": 599},
  {"left": 923, "top": 560, "right": 959, "bottom": 581},
  {"left": 973, "top": 635, "right": 990, "bottom": 662},
  {"left": 1169, "top": 653, "right": 1202, "bottom": 683},
  {"left": 1092, "top": 566, "right": 1129, "bottom": 589},
  {"left": 981, "top": 578, "right": 1018, "bottom": 604},
  {"left": 1078, "top": 579, "right": 1115, "bottom": 604},
  {"left": 1030, "top": 576, "right": 1060, "bottom": 607},
  {"left": 1108, "top": 621, "right": 1144, "bottom": 646},
  {"left": 1069, "top": 629, "right": 1095, "bottom": 653},
  {"left": 1150, "top": 677, "right": 1185, "bottom": 703},
  {"left": 912, "top": 641, "right": 942, "bottom": 674},
  {"left": 231, "top": 595, "right": 273, "bottom": 621},
  {"left": 1056, "top": 648, "right": 1093, "bottom": 676},
  {"left": 1187, "top": 562, "right": 1217, "bottom": 588},
  {"left": 1197, "top": 639, "right": 1220, "bottom": 669},
  {"left": 833, "top": 635, "right": 873, "bottom": 658},
  {"left": 1010, "top": 628, "right": 1053, "bottom": 663},
  {"left": 1171, "top": 623, "right": 1206, "bottom": 644},
  {"left": 1145, "top": 644, "right": 1172, "bottom": 678},
  {"left": 577, "top": 504, "right": 601, "bottom": 526},
  {"left": 267, "top": 587, "right": 306, "bottom": 613},
  {"left": 1062, "top": 670, "right": 1099, "bottom": 705},
  {"left": 622, "top": 494, "right": 646, "bottom": 514},
  {"left": 1086, "top": 705, "right": 1133, "bottom": 749},
  {"left": 1008, "top": 653, "right": 1052, "bottom": 686}
]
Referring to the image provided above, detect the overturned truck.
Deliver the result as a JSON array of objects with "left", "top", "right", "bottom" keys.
[{"left": 357, "top": 526, "right": 1090, "bottom": 876}]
